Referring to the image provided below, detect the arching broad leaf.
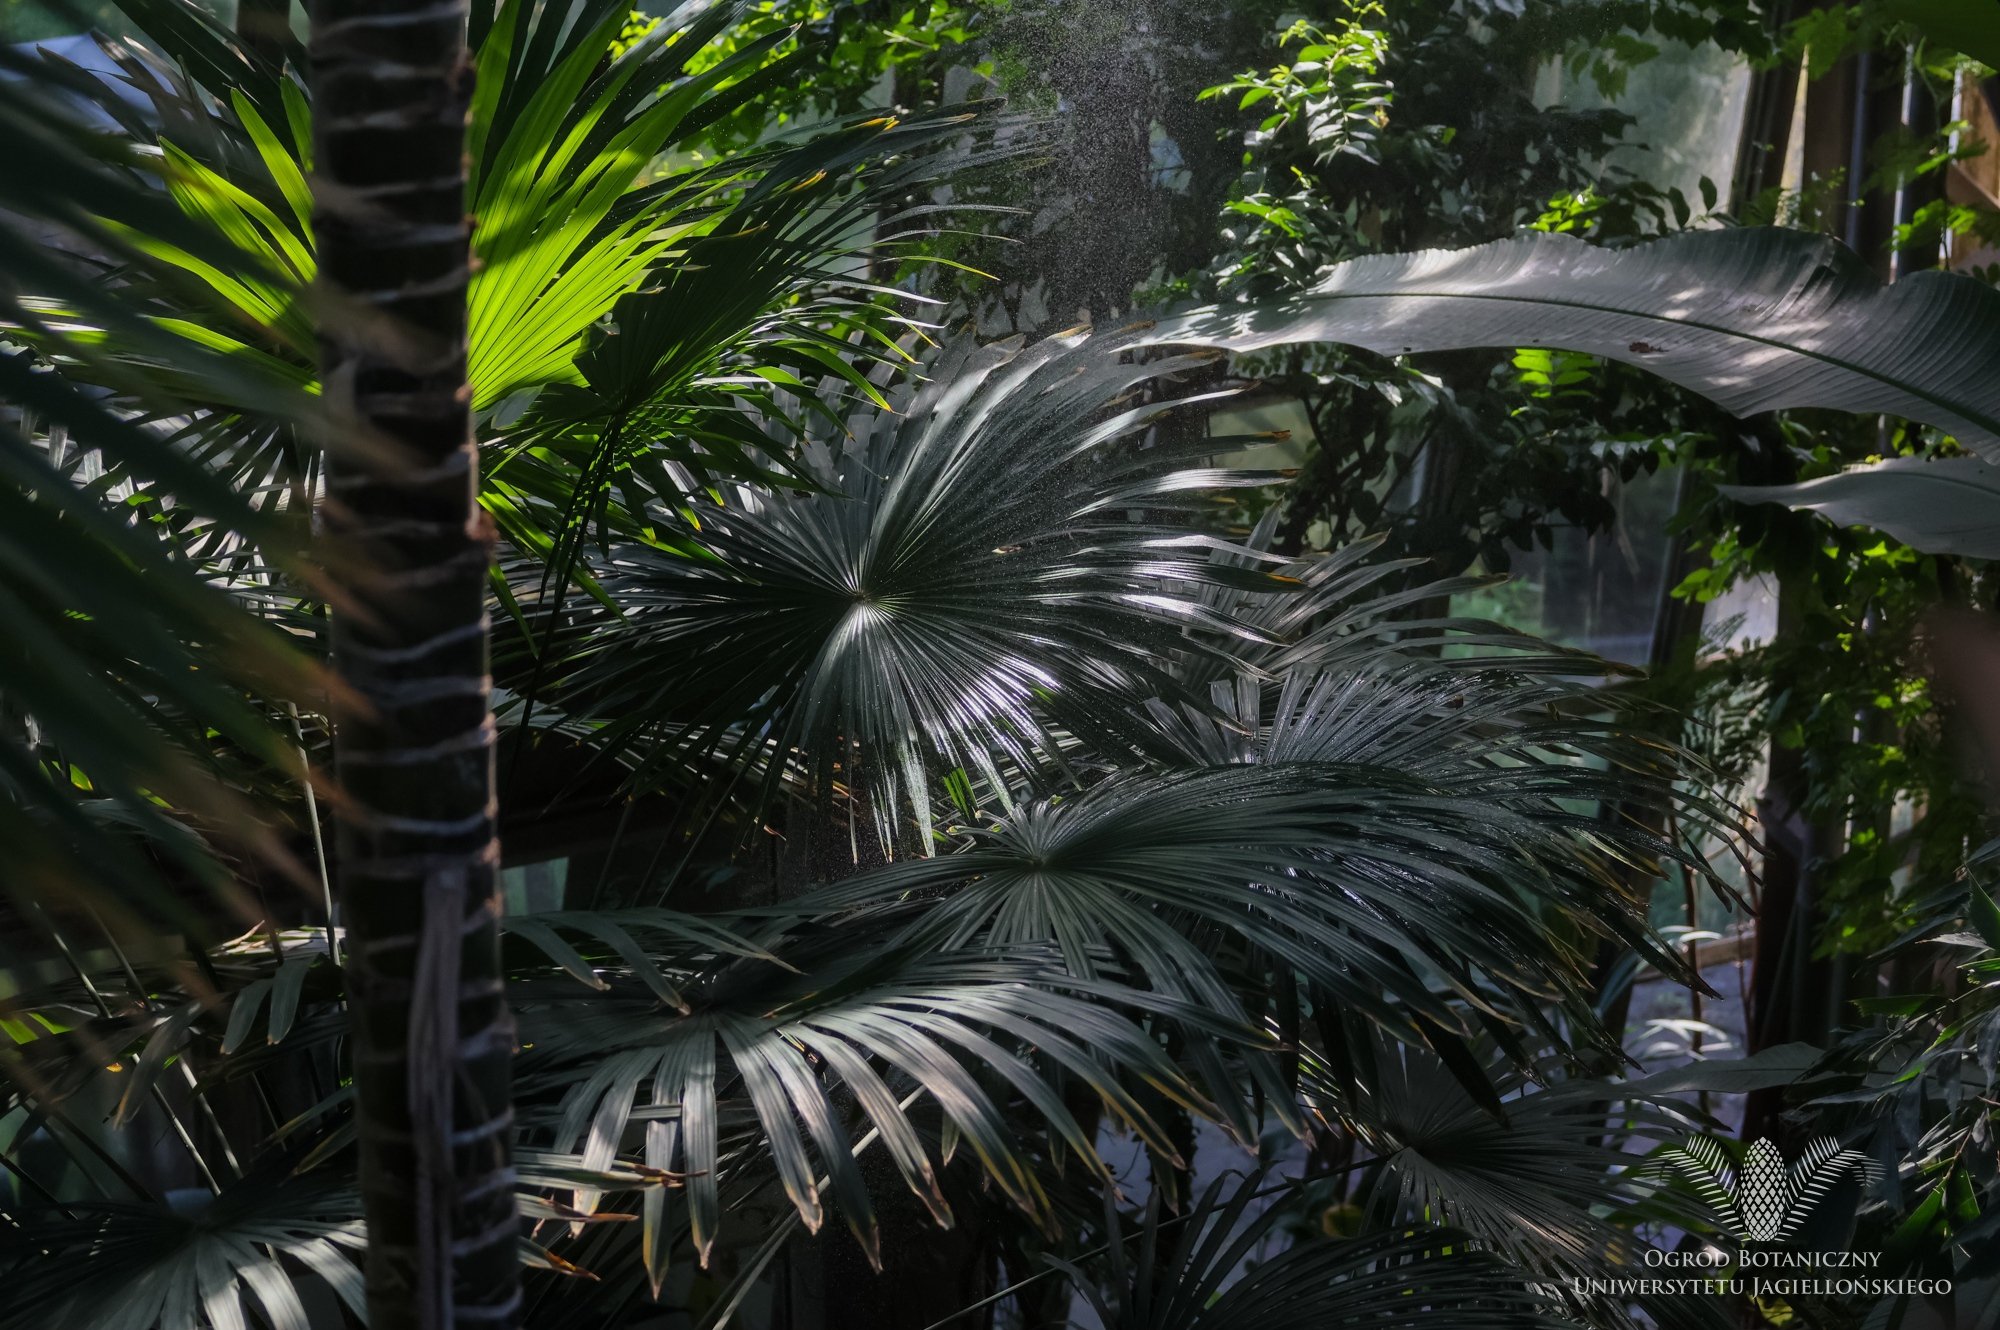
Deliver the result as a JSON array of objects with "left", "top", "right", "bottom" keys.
[
  {"left": 1155, "top": 227, "right": 2000, "bottom": 459},
  {"left": 1720, "top": 456, "right": 2000, "bottom": 558}
]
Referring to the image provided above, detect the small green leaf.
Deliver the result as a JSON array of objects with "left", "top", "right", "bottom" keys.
[{"left": 221, "top": 978, "right": 275, "bottom": 1055}]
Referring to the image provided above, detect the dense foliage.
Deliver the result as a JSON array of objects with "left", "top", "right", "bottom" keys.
[{"left": 5, "top": 1, "right": 2000, "bottom": 1328}]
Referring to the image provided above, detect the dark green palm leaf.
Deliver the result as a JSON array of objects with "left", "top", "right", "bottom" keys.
[
  {"left": 801, "top": 757, "right": 1693, "bottom": 1077},
  {"left": 1059, "top": 1169, "right": 1571, "bottom": 1330},
  {"left": 511, "top": 940, "right": 1221, "bottom": 1291},
  {"left": 538, "top": 329, "right": 1297, "bottom": 844},
  {"left": 0, "top": 1146, "right": 679, "bottom": 1329},
  {"left": 501, "top": 905, "right": 788, "bottom": 1011},
  {"left": 1305, "top": 1038, "right": 1729, "bottom": 1330},
  {"left": 0, "top": 1176, "right": 367, "bottom": 1330},
  {"left": 1314, "top": 1040, "right": 1673, "bottom": 1267}
]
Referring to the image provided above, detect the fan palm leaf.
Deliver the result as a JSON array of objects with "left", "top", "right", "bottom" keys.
[
  {"left": 801, "top": 755, "right": 1691, "bottom": 1072},
  {"left": 510, "top": 938, "right": 1228, "bottom": 1291},
  {"left": 0, "top": 1147, "right": 679, "bottom": 1330},
  {"left": 1310, "top": 1040, "right": 1684, "bottom": 1269},
  {"left": 27, "top": 0, "right": 1006, "bottom": 532},
  {"left": 538, "top": 328, "right": 1298, "bottom": 844},
  {"left": 1059, "top": 1169, "right": 1570, "bottom": 1330},
  {"left": 1304, "top": 1039, "right": 1733, "bottom": 1330},
  {"left": 0, "top": 1177, "right": 368, "bottom": 1330}
]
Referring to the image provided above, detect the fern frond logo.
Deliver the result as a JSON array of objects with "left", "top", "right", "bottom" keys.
[{"left": 1656, "top": 1136, "right": 1880, "bottom": 1243}]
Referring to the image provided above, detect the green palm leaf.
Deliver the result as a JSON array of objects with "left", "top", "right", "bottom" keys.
[
  {"left": 0, "top": 60, "right": 322, "bottom": 927},
  {"left": 32, "top": 0, "right": 1000, "bottom": 522},
  {"left": 462, "top": 0, "right": 786, "bottom": 409}
]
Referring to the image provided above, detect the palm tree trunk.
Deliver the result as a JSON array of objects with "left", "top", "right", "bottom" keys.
[{"left": 311, "top": 0, "right": 519, "bottom": 1326}]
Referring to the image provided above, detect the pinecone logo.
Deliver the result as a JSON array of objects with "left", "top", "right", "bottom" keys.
[
  {"left": 1740, "top": 1138, "right": 1790, "bottom": 1240},
  {"left": 1655, "top": 1135, "right": 1880, "bottom": 1243}
]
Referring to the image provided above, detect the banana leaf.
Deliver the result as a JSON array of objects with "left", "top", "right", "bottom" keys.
[
  {"left": 1720, "top": 455, "right": 2000, "bottom": 558},
  {"left": 1158, "top": 227, "right": 2000, "bottom": 459}
]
